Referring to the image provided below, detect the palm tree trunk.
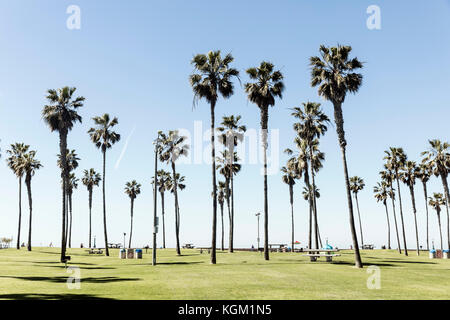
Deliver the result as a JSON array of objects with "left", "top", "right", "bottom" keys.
[
  {"left": 171, "top": 161, "right": 181, "bottom": 256},
  {"left": 160, "top": 192, "right": 166, "bottom": 249},
  {"left": 440, "top": 173, "right": 450, "bottom": 250},
  {"left": 129, "top": 198, "right": 134, "bottom": 248},
  {"left": 16, "top": 178, "right": 22, "bottom": 250},
  {"left": 225, "top": 177, "right": 231, "bottom": 251},
  {"left": 408, "top": 184, "right": 420, "bottom": 255},
  {"left": 69, "top": 192, "right": 73, "bottom": 248},
  {"left": 308, "top": 146, "right": 319, "bottom": 249},
  {"left": 26, "top": 175, "right": 32, "bottom": 251},
  {"left": 354, "top": 193, "right": 364, "bottom": 246},
  {"left": 422, "top": 182, "right": 429, "bottom": 251},
  {"left": 102, "top": 150, "right": 109, "bottom": 256},
  {"left": 332, "top": 101, "right": 362, "bottom": 268},
  {"left": 229, "top": 168, "right": 235, "bottom": 253},
  {"left": 384, "top": 201, "right": 391, "bottom": 249},
  {"left": 210, "top": 101, "right": 218, "bottom": 264},
  {"left": 289, "top": 183, "right": 294, "bottom": 250},
  {"left": 59, "top": 130, "right": 68, "bottom": 262},
  {"left": 304, "top": 169, "right": 313, "bottom": 249},
  {"left": 88, "top": 188, "right": 92, "bottom": 248},
  {"left": 152, "top": 146, "right": 158, "bottom": 265},
  {"left": 260, "top": 106, "right": 269, "bottom": 261},
  {"left": 220, "top": 202, "right": 224, "bottom": 251},
  {"left": 437, "top": 210, "right": 443, "bottom": 252},
  {"left": 395, "top": 172, "right": 408, "bottom": 256},
  {"left": 389, "top": 183, "right": 402, "bottom": 253},
  {"left": 65, "top": 194, "right": 69, "bottom": 245}
]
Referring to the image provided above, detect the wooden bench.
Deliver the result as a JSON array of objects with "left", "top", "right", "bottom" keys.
[
  {"left": 197, "top": 247, "right": 211, "bottom": 254},
  {"left": 303, "top": 254, "right": 341, "bottom": 262}
]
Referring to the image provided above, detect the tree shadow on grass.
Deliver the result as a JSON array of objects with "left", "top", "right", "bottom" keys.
[
  {"left": 0, "top": 276, "right": 141, "bottom": 284},
  {"left": 35, "top": 265, "right": 116, "bottom": 270},
  {"left": 32, "top": 261, "right": 96, "bottom": 266},
  {"left": 0, "top": 293, "right": 115, "bottom": 300}
]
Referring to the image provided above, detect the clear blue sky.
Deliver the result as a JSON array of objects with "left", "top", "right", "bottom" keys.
[{"left": 0, "top": 0, "right": 449, "bottom": 250}]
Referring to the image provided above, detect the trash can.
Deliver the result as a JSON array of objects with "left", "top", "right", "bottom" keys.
[
  {"left": 119, "top": 249, "right": 126, "bottom": 259},
  {"left": 127, "top": 248, "right": 135, "bottom": 259},
  {"left": 135, "top": 249, "right": 143, "bottom": 259},
  {"left": 429, "top": 250, "right": 436, "bottom": 259},
  {"left": 444, "top": 250, "right": 450, "bottom": 259}
]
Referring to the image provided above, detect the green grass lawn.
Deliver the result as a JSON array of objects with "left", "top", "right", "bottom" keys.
[{"left": 0, "top": 247, "right": 449, "bottom": 300}]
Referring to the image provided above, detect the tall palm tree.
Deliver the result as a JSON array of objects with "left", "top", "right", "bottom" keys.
[
  {"left": 374, "top": 181, "right": 391, "bottom": 249},
  {"left": 217, "top": 181, "right": 226, "bottom": 251},
  {"left": 281, "top": 165, "right": 297, "bottom": 250},
  {"left": 22, "top": 150, "right": 42, "bottom": 251},
  {"left": 401, "top": 161, "right": 421, "bottom": 255},
  {"left": 160, "top": 130, "right": 189, "bottom": 256},
  {"left": 217, "top": 115, "right": 246, "bottom": 253},
  {"left": 151, "top": 169, "right": 171, "bottom": 249},
  {"left": 42, "top": 86, "right": 84, "bottom": 262},
  {"left": 190, "top": 50, "right": 239, "bottom": 264},
  {"left": 301, "top": 185, "right": 322, "bottom": 247},
  {"left": 384, "top": 147, "right": 408, "bottom": 256},
  {"left": 417, "top": 163, "right": 432, "bottom": 251},
  {"left": 422, "top": 140, "right": 450, "bottom": 250},
  {"left": 88, "top": 114, "right": 121, "bottom": 256},
  {"left": 291, "top": 102, "right": 329, "bottom": 249},
  {"left": 124, "top": 180, "right": 141, "bottom": 248},
  {"left": 350, "top": 176, "right": 365, "bottom": 246},
  {"left": 245, "top": 61, "right": 284, "bottom": 261},
  {"left": 380, "top": 168, "right": 401, "bottom": 253},
  {"left": 429, "top": 193, "right": 446, "bottom": 252},
  {"left": 6, "top": 143, "right": 30, "bottom": 249},
  {"left": 310, "top": 45, "right": 364, "bottom": 268},
  {"left": 82, "top": 168, "right": 101, "bottom": 248}
]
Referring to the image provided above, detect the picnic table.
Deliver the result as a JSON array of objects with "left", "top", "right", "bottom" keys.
[
  {"left": 302, "top": 249, "right": 341, "bottom": 262},
  {"left": 269, "top": 244, "right": 288, "bottom": 252},
  {"left": 197, "top": 247, "right": 211, "bottom": 254},
  {"left": 183, "top": 243, "right": 195, "bottom": 249},
  {"left": 86, "top": 249, "right": 104, "bottom": 255}
]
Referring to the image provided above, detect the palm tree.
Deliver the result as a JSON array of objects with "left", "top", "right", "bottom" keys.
[
  {"left": 124, "top": 180, "right": 141, "bottom": 248},
  {"left": 217, "top": 181, "right": 226, "bottom": 251},
  {"left": 281, "top": 165, "right": 297, "bottom": 250},
  {"left": 88, "top": 114, "right": 121, "bottom": 256},
  {"left": 67, "top": 173, "right": 79, "bottom": 248},
  {"left": 6, "top": 143, "right": 30, "bottom": 249},
  {"left": 380, "top": 168, "right": 401, "bottom": 253},
  {"left": 429, "top": 193, "right": 446, "bottom": 252},
  {"left": 422, "top": 140, "right": 450, "bottom": 250},
  {"left": 58, "top": 150, "right": 80, "bottom": 248},
  {"left": 291, "top": 102, "right": 329, "bottom": 249},
  {"left": 160, "top": 130, "right": 189, "bottom": 256},
  {"left": 285, "top": 140, "right": 311, "bottom": 248},
  {"left": 245, "top": 61, "right": 284, "bottom": 260},
  {"left": 310, "top": 45, "right": 364, "bottom": 268},
  {"left": 42, "top": 86, "right": 84, "bottom": 262},
  {"left": 216, "top": 150, "right": 241, "bottom": 252},
  {"left": 401, "top": 161, "right": 421, "bottom": 255},
  {"left": 22, "top": 150, "right": 42, "bottom": 251},
  {"left": 166, "top": 172, "right": 186, "bottom": 252},
  {"left": 301, "top": 185, "right": 323, "bottom": 247},
  {"left": 350, "top": 176, "right": 365, "bottom": 246},
  {"left": 384, "top": 147, "right": 408, "bottom": 256},
  {"left": 217, "top": 115, "right": 246, "bottom": 253},
  {"left": 82, "top": 168, "right": 101, "bottom": 248},
  {"left": 190, "top": 50, "right": 239, "bottom": 264},
  {"left": 417, "top": 163, "right": 432, "bottom": 251},
  {"left": 374, "top": 181, "right": 391, "bottom": 249},
  {"left": 151, "top": 169, "right": 171, "bottom": 249}
]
